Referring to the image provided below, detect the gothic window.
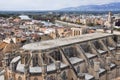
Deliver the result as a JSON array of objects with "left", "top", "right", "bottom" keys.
[
  {"left": 47, "top": 77, "right": 51, "bottom": 80},
  {"left": 74, "top": 31, "right": 76, "bottom": 36},
  {"left": 33, "top": 54, "right": 38, "bottom": 66},
  {"left": 64, "top": 48, "right": 69, "bottom": 55},
  {"left": 81, "top": 43, "right": 90, "bottom": 52},
  {"left": 50, "top": 50, "right": 62, "bottom": 62},
  {"left": 49, "top": 57, "right": 53, "bottom": 63},
  {"left": 61, "top": 71, "right": 67, "bottom": 80},
  {"left": 76, "top": 66, "right": 80, "bottom": 73},
  {"left": 103, "top": 39, "right": 108, "bottom": 46},
  {"left": 117, "top": 36, "right": 120, "bottom": 43},
  {"left": 50, "top": 76, "right": 53, "bottom": 80},
  {"left": 69, "top": 47, "right": 74, "bottom": 57},
  {"left": 34, "top": 77, "right": 38, "bottom": 80},
  {"left": 79, "top": 31, "right": 80, "bottom": 35},
  {"left": 64, "top": 47, "right": 74, "bottom": 57},
  {"left": 25, "top": 56, "right": 28, "bottom": 64},
  {"left": 90, "top": 59, "right": 94, "bottom": 66},
  {"left": 9, "top": 77, "right": 13, "bottom": 80},
  {"left": 49, "top": 75, "right": 56, "bottom": 80},
  {"left": 93, "top": 41, "right": 100, "bottom": 49},
  {"left": 84, "top": 66, "right": 88, "bottom": 73},
  {"left": 100, "top": 62, "right": 104, "bottom": 68},
  {"left": 55, "top": 51, "right": 62, "bottom": 61},
  {"left": 18, "top": 76, "right": 22, "bottom": 80}
]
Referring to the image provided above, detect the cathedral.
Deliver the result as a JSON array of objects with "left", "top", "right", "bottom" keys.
[{"left": 1, "top": 32, "right": 120, "bottom": 80}]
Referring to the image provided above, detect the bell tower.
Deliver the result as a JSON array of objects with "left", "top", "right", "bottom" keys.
[
  {"left": 108, "top": 11, "right": 112, "bottom": 23},
  {"left": 108, "top": 11, "right": 114, "bottom": 33}
]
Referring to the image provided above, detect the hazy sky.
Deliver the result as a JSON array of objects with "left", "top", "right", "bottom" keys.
[{"left": 0, "top": 0, "right": 119, "bottom": 11}]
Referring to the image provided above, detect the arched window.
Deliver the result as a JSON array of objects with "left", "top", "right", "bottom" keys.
[
  {"left": 18, "top": 76, "right": 22, "bottom": 80},
  {"left": 34, "top": 77, "right": 38, "bottom": 80}
]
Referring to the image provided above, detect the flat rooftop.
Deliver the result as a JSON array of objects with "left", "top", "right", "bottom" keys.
[{"left": 22, "top": 33, "right": 113, "bottom": 51}]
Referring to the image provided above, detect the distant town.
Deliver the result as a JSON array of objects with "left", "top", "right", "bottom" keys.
[{"left": 0, "top": 9, "right": 120, "bottom": 80}]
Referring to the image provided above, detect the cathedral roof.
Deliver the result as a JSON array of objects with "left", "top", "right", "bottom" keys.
[{"left": 22, "top": 33, "right": 112, "bottom": 51}]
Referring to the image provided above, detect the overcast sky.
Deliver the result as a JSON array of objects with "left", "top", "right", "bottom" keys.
[{"left": 0, "top": 0, "right": 119, "bottom": 11}]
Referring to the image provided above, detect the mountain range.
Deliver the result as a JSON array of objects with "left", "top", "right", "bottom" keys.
[{"left": 60, "top": 2, "right": 120, "bottom": 11}]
